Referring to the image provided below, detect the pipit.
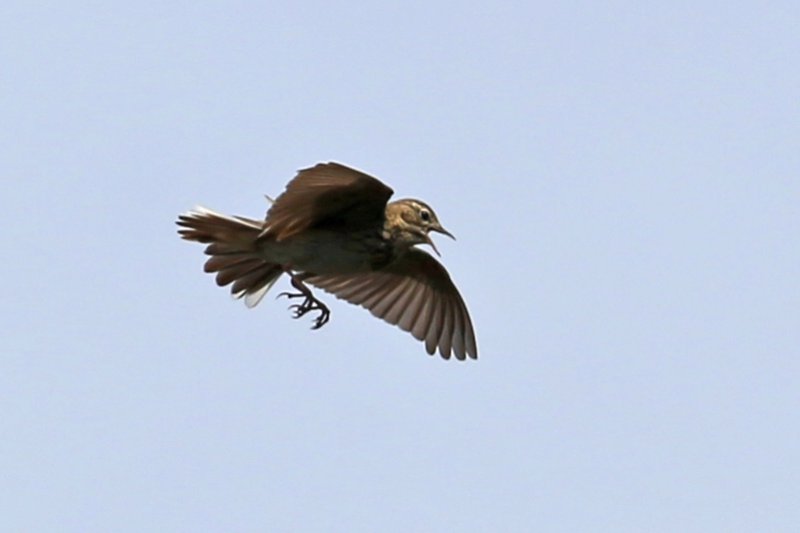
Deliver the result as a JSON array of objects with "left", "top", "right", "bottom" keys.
[{"left": 177, "top": 162, "right": 477, "bottom": 360}]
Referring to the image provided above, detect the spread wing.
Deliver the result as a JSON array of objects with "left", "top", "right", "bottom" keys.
[
  {"left": 305, "top": 249, "right": 478, "bottom": 360},
  {"left": 261, "top": 162, "right": 394, "bottom": 241}
]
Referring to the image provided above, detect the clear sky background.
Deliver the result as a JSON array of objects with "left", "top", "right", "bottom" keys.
[{"left": 2, "top": 2, "right": 798, "bottom": 532}]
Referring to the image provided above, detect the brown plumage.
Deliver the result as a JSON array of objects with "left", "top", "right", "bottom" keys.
[{"left": 177, "top": 162, "right": 477, "bottom": 360}]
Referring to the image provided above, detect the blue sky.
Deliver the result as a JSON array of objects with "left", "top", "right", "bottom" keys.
[{"left": 2, "top": 2, "right": 798, "bottom": 531}]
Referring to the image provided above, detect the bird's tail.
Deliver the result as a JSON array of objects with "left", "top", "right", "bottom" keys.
[{"left": 177, "top": 206, "right": 283, "bottom": 307}]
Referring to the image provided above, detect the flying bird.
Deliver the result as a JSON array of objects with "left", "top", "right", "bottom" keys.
[{"left": 177, "top": 162, "right": 477, "bottom": 360}]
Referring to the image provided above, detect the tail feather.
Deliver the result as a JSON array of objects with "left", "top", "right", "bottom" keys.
[
  {"left": 231, "top": 264, "right": 279, "bottom": 295},
  {"left": 177, "top": 206, "right": 283, "bottom": 306},
  {"left": 203, "top": 254, "right": 255, "bottom": 274},
  {"left": 241, "top": 272, "right": 281, "bottom": 308},
  {"left": 213, "top": 258, "right": 264, "bottom": 286}
]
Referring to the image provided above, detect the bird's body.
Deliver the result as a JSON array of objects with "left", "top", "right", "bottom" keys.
[
  {"left": 257, "top": 227, "right": 391, "bottom": 273},
  {"left": 177, "top": 162, "right": 477, "bottom": 360}
]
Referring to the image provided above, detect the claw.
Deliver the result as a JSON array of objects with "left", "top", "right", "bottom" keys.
[
  {"left": 311, "top": 306, "right": 330, "bottom": 329},
  {"left": 276, "top": 282, "right": 331, "bottom": 329},
  {"left": 277, "top": 291, "right": 305, "bottom": 300}
]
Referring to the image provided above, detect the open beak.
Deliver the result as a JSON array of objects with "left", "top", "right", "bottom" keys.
[
  {"left": 424, "top": 225, "right": 456, "bottom": 256},
  {"left": 433, "top": 225, "right": 455, "bottom": 241}
]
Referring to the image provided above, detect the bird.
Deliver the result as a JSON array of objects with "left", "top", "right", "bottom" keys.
[{"left": 176, "top": 162, "right": 477, "bottom": 360}]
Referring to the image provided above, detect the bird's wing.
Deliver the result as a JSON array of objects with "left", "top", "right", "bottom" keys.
[
  {"left": 261, "top": 162, "right": 394, "bottom": 241},
  {"left": 305, "top": 249, "right": 477, "bottom": 360}
]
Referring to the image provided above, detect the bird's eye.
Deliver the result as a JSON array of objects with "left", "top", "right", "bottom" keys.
[{"left": 420, "top": 210, "right": 431, "bottom": 223}]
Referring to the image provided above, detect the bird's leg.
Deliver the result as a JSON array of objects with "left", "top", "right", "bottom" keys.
[{"left": 277, "top": 272, "right": 330, "bottom": 329}]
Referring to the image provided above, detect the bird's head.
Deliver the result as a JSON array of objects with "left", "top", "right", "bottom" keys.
[{"left": 385, "top": 199, "right": 455, "bottom": 256}]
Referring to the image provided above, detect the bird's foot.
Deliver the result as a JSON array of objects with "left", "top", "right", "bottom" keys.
[{"left": 277, "top": 291, "right": 331, "bottom": 329}]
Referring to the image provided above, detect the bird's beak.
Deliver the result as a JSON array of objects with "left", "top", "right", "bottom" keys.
[
  {"left": 432, "top": 225, "right": 455, "bottom": 241},
  {"left": 424, "top": 225, "right": 455, "bottom": 257}
]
